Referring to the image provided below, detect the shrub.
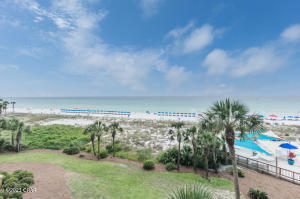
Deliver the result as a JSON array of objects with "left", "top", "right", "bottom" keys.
[
  {"left": 99, "top": 150, "right": 108, "bottom": 159},
  {"left": 165, "top": 162, "right": 177, "bottom": 171},
  {"left": 11, "top": 192, "right": 23, "bottom": 199},
  {"left": 248, "top": 188, "right": 269, "bottom": 199},
  {"left": 229, "top": 168, "right": 245, "bottom": 177},
  {"left": 137, "top": 148, "right": 152, "bottom": 162},
  {"left": 0, "top": 171, "right": 9, "bottom": 177},
  {"left": 63, "top": 146, "right": 80, "bottom": 155},
  {"left": 79, "top": 154, "right": 85, "bottom": 158},
  {"left": 3, "top": 181, "right": 17, "bottom": 189},
  {"left": 157, "top": 147, "right": 178, "bottom": 164},
  {"left": 0, "top": 190, "right": 9, "bottom": 199},
  {"left": 285, "top": 133, "right": 289, "bottom": 136},
  {"left": 3, "top": 143, "right": 14, "bottom": 152},
  {"left": 168, "top": 184, "right": 214, "bottom": 199},
  {"left": 13, "top": 170, "right": 34, "bottom": 180},
  {"left": 16, "top": 183, "right": 30, "bottom": 191},
  {"left": 143, "top": 160, "right": 155, "bottom": 170},
  {"left": 106, "top": 141, "right": 122, "bottom": 153},
  {"left": 19, "top": 177, "right": 34, "bottom": 185}
]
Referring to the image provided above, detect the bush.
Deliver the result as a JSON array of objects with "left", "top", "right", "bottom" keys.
[
  {"left": 3, "top": 181, "right": 17, "bottom": 189},
  {"left": 0, "top": 171, "right": 9, "bottom": 177},
  {"left": 16, "top": 182, "right": 30, "bottom": 191},
  {"left": 3, "top": 143, "right": 14, "bottom": 152},
  {"left": 13, "top": 170, "right": 33, "bottom": 180},
  {"left": 19, "top": 177, "right": 34, "bottom": 185},
  {"left": 63, "top": 146, "right": 80, "bottom": 155},
  {"left": 248, "top": 188, "right": 269, "bottom": 199},
  {"left": 79, "top": 154, "right": 85, "bottom": 158},
  {"left": 165, "top": 162, "right": 177, "bottom": 171},
  {"left": 168, "top": 184, "right": 214, "bottom": 199},
  {"left": 229, "top": 168, "right": 245, "bottom": 177},
  {"left": 157, "top": 147, "right": 178, "bottom": 164},
  {"left": 143, "top": 160, "right": 155, "bottom": 170},
  {"left": 11, "top": 192, "right": 23, "bottom": 199},
  {"left": 99, "top": 150, "right": 108, "bottom": 159},
  {"left": 106, "top": 141, "right": 122, "bottom": 153},
  {"left": 137, "top": 148, "right": 152, "bottom": 162}
]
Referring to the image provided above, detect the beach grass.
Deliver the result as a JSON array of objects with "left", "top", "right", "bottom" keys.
[{"left": 0, "top": 152, "right": 233, "bottom": 199}]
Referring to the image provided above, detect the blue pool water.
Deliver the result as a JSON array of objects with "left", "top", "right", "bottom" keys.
[
  {"left": 234, "top": 140, "right": 272, "bottom": 155},
  {"left": 235, "top": 133, "right": 281, "bottom": 141}
]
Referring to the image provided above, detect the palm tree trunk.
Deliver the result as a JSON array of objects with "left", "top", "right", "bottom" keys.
[
  {"left": 97, "top": 136, "right": 100, "bottom": 160},
  {"left": 226, "top": 126, "right": 240, "bottom": 199},
  {"left": 177, "top": 141, "right": 181, "bottom": 170},
  {"left": 223, "top": 144, "right": 228, "bottom": 165},
  {"left": 91, "top": 138, "right": 96, "bottom": 156},
  {"left": 16, "top": 131, "right": 22, "bottom": 152},
  {"left": 112, "top": 135, "right": 115, "bottom": 157},
  {"left": 204, "top": 148, "right": 209, "bottom": 179},
  {"left": 11, "top": 133, "right": 15, "bottom": 146},
  {"left": 212, "top": 144, "right": 218, "bottom": 173},
  {"left": 192, "top": 139, "right": 197, "bottom": 173}
]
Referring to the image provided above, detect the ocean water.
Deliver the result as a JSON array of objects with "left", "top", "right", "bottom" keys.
[{"left": 3, "top": 96, "right": 300, "bottom": 116}]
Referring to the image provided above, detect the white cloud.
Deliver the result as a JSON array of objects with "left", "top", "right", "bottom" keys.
[
  {"left": 0, "top": 16, "right": 20, "bottom": 27},
  {"left": 165, "top": 66, "right": 191, "bottom": 87},
  {"left": 281, "top": 24, "right": 300, "bottom": 43},
  {"left": 15, "top": 0, "right": 175, "bottom": 91},
  {"left": 0, "top": 64, "right": 19, "bottom": 71},
  {"left": 140, "top": 0, "right": 164, "bottom": 18},
  {"left": 167, "top": 23, "right": 222, "bottom": 55},
  {"left": 203, "top": 46, "right": 286, "bottom": 77}
]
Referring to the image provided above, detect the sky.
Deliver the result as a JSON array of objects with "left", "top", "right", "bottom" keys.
[{"left": 0, "top": 0, "right": 300, "bottom": 97}]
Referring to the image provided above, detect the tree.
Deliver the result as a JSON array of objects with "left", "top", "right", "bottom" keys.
[
  {"left": 209, "top": 99, "right": 264, "bottom": 199},
  {"left": 2, "top": 101, "right": 9, "bottom": 115},
  {"left": 184, "top": 126, "right": 198, "bottom": 173},
  {"left": 11, "top": 101, "right": 16, "bottom": 112},
  {"left": 83, "top": 125, "right": 96, "bottom": 156},
  {"left": 197, "top": 127, "right": 213, "bottom": 179},
  {"left": 0, "top": 103, "right": 2, "bottom": 115},
  {"left": 168, "top": 121, "right": 185, "bottom": 170},
  {"left": 108, "top": 122, "right": 123, "bottom": 157},
  {"left": 92, "top": 121, "right": 107, "bottom": 160}
]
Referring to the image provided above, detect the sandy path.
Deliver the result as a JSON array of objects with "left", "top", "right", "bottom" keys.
[{"left": 0, "top": 162, "right": 71, "bottom": 199}]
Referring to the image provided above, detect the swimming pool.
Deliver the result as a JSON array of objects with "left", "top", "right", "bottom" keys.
[
  {"left": 235, "top": 133, "right": 281, "bottom": 141},
  {"left": 234, "top": 140, "right": 272, "bottom": 155}
]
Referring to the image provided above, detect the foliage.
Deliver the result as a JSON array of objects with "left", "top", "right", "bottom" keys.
[
  {"left": 229, "top": 168, "right": 245, "bottom": 177},
  {"left": 106, "top": 141, "right": 122, "bottom": 153},
  {"left": 79, "top": 154, "right": 85, "bottom": 158},
  {"left": 0, "top": 152, "right": 233, "bottom": 199},
  {"left": 137, "top": 148, "right": 152, "bottom": 162},
  {"left": 248, "top": 188, "right": 269, "bottom": 199},
  {"left": 25, "top": 125, "right": 89, "bottom": 150},
  {"left": 0, "top": 138, "right": 14, "bottom": 152},
  {"left": 99, "top": 149, "right": 108, "bottom": 159},
  {"left": 143, "top": 160, "right": 155, "bottom": 170},
  {"left": 157, "top": 147, "right": 178, "bottom": 164},
  {"left": 165, "top": 162, "right": 177, "bottom": 171},
  {"left": 63, "top": 146, "right": 80, "bottom": 155},
  {"left": 168, "top": 184, "right": 214, "bottom": 199},
  {"left": 0, "top": 169, "right": 34, "bottom": 199},
  {"left": 115, "top": 151, "right": 138, "bottom": 161}
]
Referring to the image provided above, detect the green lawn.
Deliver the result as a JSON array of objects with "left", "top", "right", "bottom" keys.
[{"left": 0, "top": 152, "right": 233, "bottom": 199}]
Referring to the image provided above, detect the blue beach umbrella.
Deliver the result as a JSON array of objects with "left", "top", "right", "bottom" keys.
[{"left": 279, "top": 143, "right": 298, "bottom": 150}]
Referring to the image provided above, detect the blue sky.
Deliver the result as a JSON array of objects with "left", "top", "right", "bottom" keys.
[{"left": 0, "top": 0, "right": 300, "bottom": 97}]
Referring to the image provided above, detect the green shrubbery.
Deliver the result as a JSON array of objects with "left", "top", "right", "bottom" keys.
[
  {"left": 25, "top": 125, "right": 89, "bottom": 150},
  {"left": 63, "top": 145, "right": 80, "bottom": 155},
  {"left": 143, "top": 160, "right": 155, "bottom": 170},
  {"left": 165, "top": 162, "right": 177, "bottom": 171},
  {"left": 229, "top": 168, "right": 245, "bottom": 177},
  {"left": 105, "top": 140, "right": 123, "bottom": 153},
  {"left": 0, "top": 138, "right": 14, "bottom": 152},
  {"left": 98, "top": 149, "right": 108, "bottom": 159},
  {"left": 0, "top": 170, "right": 34, "bottom": 199},
  {"left": 168, "top": 184, "right": 214, "bottom": 199},
  {"left": 248, "top": 188, "right": 269, "bottom": 199},
  {"left": 137, "top": 148, "right": 152, "bottom": 162}
]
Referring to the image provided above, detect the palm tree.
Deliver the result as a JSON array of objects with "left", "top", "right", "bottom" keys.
[
  {"left": 202, "top": 112, "right": 224, "bottom": 173},
  {"left": 197, "top": 128, "right": 213, "bottom": 179},
  {"left": 209, "top": 99, "right": 264, "bottom": 199},
  {"left": 169, "top": 121, "right": 185, "bottom": 170},
  {"left": 184, "top": 126, "right": 198, "bottom": 173},
  {"left": 2, "top": 101, "right": 9, "bottom": 115},
  {"left": 108, "top": 122, "right": 123, "bottom": 157},
  {"left": 92, "top": 121, "right": 107, "bottom": 160},
  {"left": 0, "top": 103, "right": 3, "bottom": 115},
  {"left": 11, "top": 101, "right": 16, "bottom": 112},
  {"left": 83, "top": 125, "right": 96, "bottom": 156}
]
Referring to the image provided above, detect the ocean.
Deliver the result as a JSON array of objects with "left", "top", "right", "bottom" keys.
[{"left": 3, "top": 96, "right": 300, "bottom": 116}]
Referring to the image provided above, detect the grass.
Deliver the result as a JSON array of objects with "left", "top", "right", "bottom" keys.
[
  {"left": 24, "top": 125, "right": 89, "bottom": 150},
  {"left": 0, "top": 152, "right": 233, "bottom": 199}
]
